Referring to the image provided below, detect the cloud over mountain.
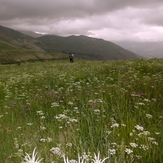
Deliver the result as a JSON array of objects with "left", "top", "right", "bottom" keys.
[{"left": 1, "top": 0, "right": 163, "bottom": 41}]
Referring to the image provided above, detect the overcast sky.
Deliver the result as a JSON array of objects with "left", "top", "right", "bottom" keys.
[{"left": 0, "top": 0, "right": 163, "bottom": 42}]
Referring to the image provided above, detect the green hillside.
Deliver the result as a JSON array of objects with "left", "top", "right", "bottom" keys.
[
  {"left": 37, "top": 35, "right": 141, "bottom": 60},
  {"left": 0, "top": 25, "right": 141, "bottom": 63},
  {"left": 0, "top": 25, "right": 45, "bottom": 52},
  {"left": 0, "top": 36, "right": 22, "bottom": 51}
]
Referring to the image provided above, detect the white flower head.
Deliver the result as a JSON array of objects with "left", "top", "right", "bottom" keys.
[
  {"left": 125, "top": 148, "right": 133, "bottom": 155},
  {"left": 135, "top": 125, "right": 144, "bottom": 131},
  {"left": 22, "top": 147, "right": 43, "bottom": 163},
  {"left": 92, "top": 152, "right": 109, "bottom": 163},
  {"left": 50, "top": 147, "right": 65, "bottom": 157},
  {"left": 139, "top": 144, "right": 149, "bottom": 150},
  {"left": 109, "top": 149, "right": 116, "bottom": 155},
  {"left": 130, "top": 142, "right": 138, "bottom": 148},
  {"left": 63, "top": 154, "right": 84, "bottom": 163},
  {"left": 111, "top": 123, "right": 119, "bottom": 128},
  {"left": 146, "top": 114, "right": 153, "bottom": 118}
]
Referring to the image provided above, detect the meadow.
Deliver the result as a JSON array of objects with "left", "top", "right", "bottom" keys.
[{"left": 0, "top": 59, "right": 162, "bottom": 163}]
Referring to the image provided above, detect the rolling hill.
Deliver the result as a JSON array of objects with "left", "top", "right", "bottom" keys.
[
  {"left": 0, "top": 25, "right": 141, "bottom": 63},
  {"left": 37, "top": 35, "right": 140, "bottom": 60},
  {"left": 0, "top": 25, "right": 45, "bottom": 51},
  {"left": 0, "top": 25, "right": 63, "bottom": 63}
]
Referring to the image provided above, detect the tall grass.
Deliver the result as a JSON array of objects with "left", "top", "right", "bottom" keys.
[{"left": 0, "top": 59, "right": 162, "bottom": 163}]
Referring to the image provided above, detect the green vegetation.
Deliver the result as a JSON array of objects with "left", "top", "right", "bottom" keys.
[
  {"left": 0, "top": 36, "right": 21, "bottom": 51},
  {"left": 37, "top": 35, "right": 140, "bottom": 60},
  {"left": 0, "top": 25, "right": 141, "bottom": 62},
  {"left": 0, "top": 59, "right": 162, "bottom": 163}
]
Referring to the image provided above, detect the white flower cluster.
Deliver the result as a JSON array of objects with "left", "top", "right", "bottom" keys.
[
  {"left": 50, "top": 147, "right": 65, "bottom": 157},
  {"left": 36, "top": 110, "right": 45, "bottom": 119},
  {"left": 125, "top": 148, "right": 133, "bottom": 154},
  {"left": 40, "top": 137, "right": 52, "bottom": 143},
  {"left": 63, "top": 152, "right": 109, "bottom": 163},
  {"left": 22, "top": 148, "right": 43, "bottom": 163},
  {"left": 55, "top": 114, "right": 78, "bottom": 124},
  {"left": 135, "top": 125, "right": 144, "bottom": 131}
]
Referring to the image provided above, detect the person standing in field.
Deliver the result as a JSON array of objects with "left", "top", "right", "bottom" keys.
[{"left": 69, "top": 52, "right": 74, "bottom": 63}]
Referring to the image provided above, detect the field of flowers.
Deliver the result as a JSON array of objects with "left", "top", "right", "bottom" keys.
[{"left": 0, "top": 59, "right": 162, "bottom": 163}]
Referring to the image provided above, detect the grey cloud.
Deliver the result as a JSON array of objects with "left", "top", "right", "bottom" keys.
[
  {"left": 0, "top": 0, "right": 163, "bottom": 41},
  {"left": 1, "top": 0, "right": 163, "bottom": 20},
  {"left": 142, "top": 7, "right": 163, "bottom": 26}
]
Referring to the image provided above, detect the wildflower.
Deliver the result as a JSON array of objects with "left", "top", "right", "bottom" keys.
[
  {"left": 55, "top": 114, "right": 68, "bottom": 120},
  {"left": 152, "top": 141, "right": 158, "bottom": 145},
  {"left": 137, "top": 102, "right": 145, "bottom": 106},
  {"left": 14, "top": 138, "right": 19, "bottom": 149},
  {"left": 14, "top": 148, "right": 24, "bottom": 157},
  {"left": 143, "top": 98, "right": 150, "bottom": 102},
  {"left": 40, "top": 116, "right": 45, "bottom": 119},
  {"left": 69, "top": 118, "right": 78, "bottom": 123},
  {"left": 16, "top": 126, "right": 22, "bottom": 130},
  {"left": 92, "top": 152, "right": 109, "bottom": 163},
  {"left": 111, "top": 142, "right": 117, "bottom": 146},
  {"left": 66, "top": 143, "right": 72, "bottom": 147},
  {"left": 47, "top": 137, "right": 53, "bottom": 142},
  {"left": 147, "top": 137, "right": 155, "bottom": 141},
  {"left": 94, "top": 109, "right": 100, "bottom": 114},
  {"left": 142, "top": 131, "right": 150, "bottom": 136},
  {"left": 130, "top": 142, "right": 138, "bottom": 148},
  {"left": 82, "top": 151, "right": 91, "bottom": 161},
  {"left": 146, "top": 114, "right": 153, "bottom": 118},
  {"left": 121, "top": 124, "right": 126, "bottom": 127},
  {"left": 109, "top": 149, "right": 116, "bottom": 155},
  {"left": 26, "top": 123, "right": 33, "bottom": 126},
  {"left": 50, "top": 147, "right": 65, "bottom": 157},
  {"left": 139, "top": 144, "right": 149, "bottom": 150},
  {"left": 36, "top": 110, "right": 44, "bottom": 116},
  {"left": 40, "top": 126, "right": 46, "bottom": 130},
  {"left": 69, "top": 159, "right": 78, "bottom": 163},
  {"left": 135, "top": 125, "right": 144, "bottom": 131},
  {"left": 40, "top": 138, "right": 46, "bottom": 142},
  {"left": 129, "top": 132, "right": 133, "bottom": 136},
  {"left": 125, "top": 148, "right": 133, "bottom": 154},
  {"left": 63, "top": 154, "right": 84, "bottom": 163},
  {"left": 51, "top": 102, "right": 60, "bottom": 107},
  {"left": 22, "top": 147, "right": 43, "bottom": 163},
  {"left": 68, "top": 101, "right": 73, "bottom": 105},
  {"left": 111, "top": 123, "right": 119, "bottom": 128}
]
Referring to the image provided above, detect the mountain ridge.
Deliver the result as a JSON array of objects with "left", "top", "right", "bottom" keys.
[
  {"left": 0, "top": 25, "right": 141, "bottom": 63},
  {"left": 37, "top": 34, "right": 140, "bottom": 60}
]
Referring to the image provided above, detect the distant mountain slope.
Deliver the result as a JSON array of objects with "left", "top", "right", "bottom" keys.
[
  {"left": 0, "top": 25, "right": 60, "bottom": 64},
  {"left": 0, "top": 25, "right": 45, "bottom": 52},
  {"left": 37, "top": 35, "right": 140, "bottom": 60},
  {"left": 0, "top": 36, "right": 21, "bottom": 51},
  {"left": 114, "top": 41, "right": 163, "bottom": 58},
  {"left": 0, "top": 25, "right": 141, "bottom": 63}
]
